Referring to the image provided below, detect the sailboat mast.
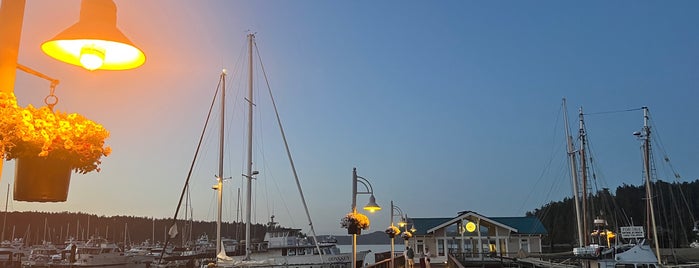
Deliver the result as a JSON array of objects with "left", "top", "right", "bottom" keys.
[
  {"left": 244, "top": 32, "right": 255, "bottom": 260},
  {"left": 641, "top": 106, "right": 661, "bottom": 262},
  {"left": 124, "top": 223, "right": 127, "bottom": 248},
  {"left": 2, "top": 184, "right": 8, "bottom": 241},
  {"left": 43, "top": 217, "right": 47, "bottom": 243},
  {"left": 216, "top": 70, "right": 226, "bottom": 256},
  {"left": 563, "top": 99, "right": 584, "bottom": 247},
  {"left": 578, "top": 107, "right": 590, "bottom": 245}
]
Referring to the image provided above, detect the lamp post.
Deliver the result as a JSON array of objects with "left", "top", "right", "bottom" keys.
[
  {"left": 1, "top": 0, "right": 145, "bottom": 91},
  {"left": 351, "top": 167, "right": 381, "bottom": 268},
  {"left": 0, "top": 0, "right": 145, "bottom": 197},
  {"left": 410, "top": 224, "right": 417, "bottom": 252},
  {"left": 390, "top": 201, "right": 405, "bottom": 268},
  {"left": 402, "top": 215, "right": 414, "bottom": 268}
]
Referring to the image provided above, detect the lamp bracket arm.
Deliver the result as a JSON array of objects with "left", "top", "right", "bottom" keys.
[
  {"left": 17, "top": 63, "right": 60, "bottom": 87},
  {"left": 392, "top": 205, "right": 404, "bottom": 216},
  {"left": 355, "top": 177, "right": 374, "bottom": 195}
]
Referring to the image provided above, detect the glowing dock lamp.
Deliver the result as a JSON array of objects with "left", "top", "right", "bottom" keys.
[
  {"left": 0, "top": 0, "right": 146, "bottom": 199},
  {"left": 351, "top": 167, "right": 381, "bottom": 268},
  {"left": 41, "top": 0, "right": 146, "bottom": 71},
  {"left": 465, "top": 221, "right": 477, "bottom": 233},
  {"left": 389, "top": 201, "right": 405, "bottom": 268},
  {"left": 364, "top": 194, "right": 381, "bottom": 212},
  {"left": 400, "top": 215, "right": 417, "bottom": 267}
]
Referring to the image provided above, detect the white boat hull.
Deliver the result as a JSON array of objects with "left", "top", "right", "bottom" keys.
[{"left": 206, "top": 250, "right": 370, "bottom": 268}]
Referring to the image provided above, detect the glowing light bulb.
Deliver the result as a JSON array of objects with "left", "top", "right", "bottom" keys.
[
  {"left": 79, "top": 45, "right": 106, "bottom": 71},
  {"left": 466, "top": 221, "right": 477, "bottom": 232},
  {"left": 41, "top": 0, "right": 145, "bottom": 71}
]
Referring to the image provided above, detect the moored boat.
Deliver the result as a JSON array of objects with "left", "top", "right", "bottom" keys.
[
  {"left": 212, "top": 216, "right": 368, "bottom": 267},
  {"left": 564, "top": 102, "right": 659, "bottom": 268},
  {"left": 51, "top": 237, "right": 139, "bottom": 268},
  {"left": 21, "top": 242, "right": 62, "bottom": 267}
]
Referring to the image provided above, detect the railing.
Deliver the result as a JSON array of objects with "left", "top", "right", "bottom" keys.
[
  {"left": 450, "top": 252, "right": 516, "bottom": 268},
  {"left": 447, "top": 253, "right": 466, "bottom": 268},
  {"left": 367, "top": 251, "right": 406, "bottom": 268}
]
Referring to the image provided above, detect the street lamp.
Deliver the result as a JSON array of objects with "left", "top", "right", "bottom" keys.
[
  {"left": 1, "top": 0, "right": 146, "bottom": 92},
  {"left": 351, "top": 167, "right": 381, "bottom": 268},
  {"left": 0, "top": 0, "right": 145, "bottom": 198},
  {"left": 408, "top": 221, "right": 417, "bottom": 261},
  {"left": 41, "top": 0, "right": 146, "bottom": 71},
  {"left": 390, "top": 201, "right": 405, "bottom": 268},
  {"left": 401, "top": 215, "right": 416, "bottom": 268}
]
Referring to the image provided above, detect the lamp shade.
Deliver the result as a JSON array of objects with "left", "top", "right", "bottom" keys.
[
  {"left": 41, "top": 0, "right": 145, "bottom": 70},
  {"left": 363, "top": 195, "right": 381, "bottom": 212}
]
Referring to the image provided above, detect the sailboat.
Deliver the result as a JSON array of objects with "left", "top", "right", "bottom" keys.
[
  {"left": 167, "top": 33, "right": 368, "bottom": 268},
  {"left": 209, "top": 33, "right": 370, "bottom": 268},
  {"left": 563, "top": 100, "right": 660, "bottom": 268}
]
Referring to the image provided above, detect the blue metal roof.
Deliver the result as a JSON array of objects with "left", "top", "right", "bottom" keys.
[
  {"left": 409, "top": 216, "right": 547, "bottom": 236},
  {"left": 490, "top": 217, "right": 548, "bottom": 235},
  {"left": 410, "top": 218, "right": 452, "bottom": 236}
]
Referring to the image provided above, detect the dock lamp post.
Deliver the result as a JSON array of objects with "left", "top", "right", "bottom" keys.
[
  {"left": 401, "top": 215, "right": 416, "bottom": 268},
  {"left": 351, "top": 167, "right": 381, "bottom": 268},
  {"left": 389, "top": 201, "right": 405, "bottom": 268},
  {"left": 409, "top": 221, "right": 417, "bottom": 261},
  {"left": 40, "top": 0, "right": 146, "bottom": 71},
  {"left": 1, "top": 0, "right": 146, "bottom": 91},
  {"left": 0, "top": 0, "right": 145, "bottom": 198}
]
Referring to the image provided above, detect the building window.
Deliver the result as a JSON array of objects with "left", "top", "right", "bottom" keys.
[
  {"left": 520, "top": 239, "right": 530, "bottom": 253},
  {"left": 437, "top": 239, "right": 445, "bottom": 256},
  {"left": 447, "top": 238, "right": 459, "bottom": 254}
]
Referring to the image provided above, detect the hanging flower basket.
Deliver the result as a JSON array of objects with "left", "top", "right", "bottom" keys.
[
  {"left": 341, "top": 212, "right": 370, "bottom": 235},
  {"left": 385, "top": 225, "right": 401, "bottom": 238},
  {"left": 348, "top": 223, "right": 362, "bottom": 235},
  {"left": 401, "top": 231, "right": 413, "bottom": 240},
  {"left": 0, "top": 92, "right": 111, "bottom": 202},
  {"left": 14, "top": 156, "right": 72, "bottom": 202}
]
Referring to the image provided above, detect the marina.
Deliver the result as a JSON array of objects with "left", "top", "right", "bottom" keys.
[{"left": 1, "top": 1, "right": 699, "bottom": 268}]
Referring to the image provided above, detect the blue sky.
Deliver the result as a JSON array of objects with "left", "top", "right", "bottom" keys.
[{"left": 3, "top": 0, "right": 698, "bottom": 238}]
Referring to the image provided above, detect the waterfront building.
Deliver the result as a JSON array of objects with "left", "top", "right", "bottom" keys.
[{"left": 408, "top": 210, "right": 547, "bottom": 263}]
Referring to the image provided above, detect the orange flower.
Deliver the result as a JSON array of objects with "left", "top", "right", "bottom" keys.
[
  {"left": 341, "top": 212, "right": 371, "bottom": 230},
  {"left": 0, "top": 92, "right": 111, "bottom": 174},
  {"left": 385, "top": 225, "right": 401, "bottom": 236}
]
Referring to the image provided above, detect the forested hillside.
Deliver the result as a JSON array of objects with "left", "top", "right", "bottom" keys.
[
  {"left": 528, "top": 179, "right": 699, "bottom": 250},
  {"left": 0, "top": 211, "right": 267, "bottom": 246},
  {"left": 5, "top": 179, "right": 699, "bottom": 249}
]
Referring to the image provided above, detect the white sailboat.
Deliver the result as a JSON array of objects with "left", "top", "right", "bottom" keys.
[
  {"left": 563, "top": 100, "right": 659, "bottom": 268},
  {"left": 58, "top": 237, "right": 139, "bottom": 268},
  {"left": 201, "top": 33, "right": 368, "bottom": 268}
]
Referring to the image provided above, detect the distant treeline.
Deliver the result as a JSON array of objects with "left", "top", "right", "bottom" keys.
[
  {"left": 0, "top": 211, "right": 267, "bottom": 247},
  {"left": 332, "top": 231, "right": 391, "bottom": 245},
  {"left": 528, "top": 179, "right": 699, "bottom": 249}
]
